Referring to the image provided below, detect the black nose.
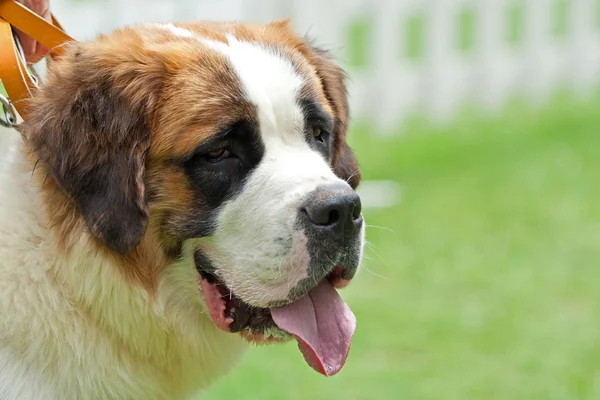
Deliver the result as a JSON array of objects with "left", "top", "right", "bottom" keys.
[{"left": 302, "top": 183, "right": 363, "bottom": 235}]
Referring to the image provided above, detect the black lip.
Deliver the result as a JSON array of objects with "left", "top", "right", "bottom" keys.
[
  {"left": 194, "top": 250, "right": 277, "bottom": 333},
  {"left": 194, "top": 250, "right": 217, "bottom": 276},
  {"left": 198, "top": 269, "right": 217, "bottom": 284},
  {"left": 226, "top": 298, "right": 275, "bottom": 333}
]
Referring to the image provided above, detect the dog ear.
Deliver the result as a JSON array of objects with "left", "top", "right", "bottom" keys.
[
  {"left": 308, "top": 45, "right": 361, "bottom": 189},
  {"left": 24, "top": 40, "right": 162, "bottom": 254},
  {"left": 334, "top": 142, "right": 360, "bottom": 190}
]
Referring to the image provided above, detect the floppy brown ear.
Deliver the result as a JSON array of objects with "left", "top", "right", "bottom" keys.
[
  {"left": 308, "top": 45, "right": 361, "bottom": 189},
  {"left": 334, "top": 142, "right": 360, "bottom": 190},
  {"left": 23, "top": 39, "right": 161, "bottom": 254}
]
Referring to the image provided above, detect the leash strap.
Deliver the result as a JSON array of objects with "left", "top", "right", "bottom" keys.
[{"left": 0, "top": 0, "right": 74, "bottom": 120}]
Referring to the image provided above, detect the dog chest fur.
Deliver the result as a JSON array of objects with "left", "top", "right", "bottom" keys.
[{"left": 0, "top": 142, "right": 246, "bottom": 399}]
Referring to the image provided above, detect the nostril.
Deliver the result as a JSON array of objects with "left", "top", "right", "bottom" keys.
[
  {"left": 303, "top": 206, "right": 341, "bottom": 226},
  {"left": 352, "top": 204, "right": 361, "bottom": 220},
  {"left": 327, "top": 209, "right": 340, "bottom": 226},
  {"left": 352, "top": 198, "right": 362, "bottom": 221},
  {"left": 302, "top": 185, "right": 362, "bottom": 230},
  {"left": 302, "top": 206, "right": 340, "bottom": 226}
]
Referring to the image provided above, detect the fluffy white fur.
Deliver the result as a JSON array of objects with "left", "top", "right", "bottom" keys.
[
  {"left": 0, "top": 27, "right": 363, "bottom": 400},
  {"left": 0, "top": 138, "right": 246, "bottom": 399}
]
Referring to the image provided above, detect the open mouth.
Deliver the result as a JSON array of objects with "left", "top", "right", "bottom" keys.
[{"left": 197, "top": 263, "right": 356, "bottom": 376}]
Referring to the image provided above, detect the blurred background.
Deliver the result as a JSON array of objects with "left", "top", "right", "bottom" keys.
[{"left": 2, "top": 0, "right": 600, "bottom": 399}]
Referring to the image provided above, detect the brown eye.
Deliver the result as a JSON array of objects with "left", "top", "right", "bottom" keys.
[{"left": 206, "top": 148, "right": 230, "bottom": 163}]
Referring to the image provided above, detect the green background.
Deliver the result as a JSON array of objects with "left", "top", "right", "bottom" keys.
[{"left": 204, "top": 92, "right": 600, "bottom": 400}]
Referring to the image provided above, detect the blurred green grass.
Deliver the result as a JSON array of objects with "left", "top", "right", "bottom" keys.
[{"left": 204, "top": 92, "right": 600, "bottom": 400}]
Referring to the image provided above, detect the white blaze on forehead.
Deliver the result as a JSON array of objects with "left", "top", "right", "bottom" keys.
[
  {"left": 200, "top": 35, "right": 305, "bottom": 137},
  {"left": 158, "top": 23, "right": 195, "bottom": 38},
  {"left": 194, "top": 32, "right": 359, "bottom": 306}
]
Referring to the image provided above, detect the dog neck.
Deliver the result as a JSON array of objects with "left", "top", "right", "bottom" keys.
[{"left": 0, "top": 141, "right": 247, "bottom": 398}]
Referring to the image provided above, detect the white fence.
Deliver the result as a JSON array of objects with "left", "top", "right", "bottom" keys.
[
  {"left": 47, "top": 0, "right": 600, "bottom": 133},
  {"left": 3, "top": 0, "right": 595, "bottom": 207}
]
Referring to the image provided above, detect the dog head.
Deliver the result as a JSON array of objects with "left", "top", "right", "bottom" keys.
[{"left": 24, "top": 21, "right": 364, "bottom": 376}]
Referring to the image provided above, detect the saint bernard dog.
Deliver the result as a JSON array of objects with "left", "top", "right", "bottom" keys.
[{"left": 0, "top": 20, "right": 364, "bottom": 400}]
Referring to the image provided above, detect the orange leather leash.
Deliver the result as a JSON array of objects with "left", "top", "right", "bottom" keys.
[{"left": 0, "top": 0, "right": 74, "bottom": 121}]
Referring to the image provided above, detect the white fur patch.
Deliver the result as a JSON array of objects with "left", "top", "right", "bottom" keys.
[
  {"left": 159, "top": 23, "right": 194, "bottom": 38},
  {"left": 201, "top": 34, "right": 304, "bottom": 129},
  {"left": 0, "top": 142, "right": 246, "bottom": 399},
  {"left": 196, "top": 34, "right": 359, "bottom": 305}
]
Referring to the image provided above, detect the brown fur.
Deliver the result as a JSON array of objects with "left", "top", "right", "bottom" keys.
[{"left": 22, "top": 21, "right": 360, "bottom": 294}]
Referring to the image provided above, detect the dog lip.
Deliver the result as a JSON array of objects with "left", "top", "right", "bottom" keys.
[
  {"left": 194, "top": 250, "right": 218, "bottom": 277},
  {"left": 199, "top": 276, "right": 234, "bottom": 332},
  {"left": 283, "top": 264, "right": 354, "bottom": 305},
  {"left": 195, "top": 258, "right": 280, "bottom": 335},
  {"left": 194, "top": 253, "right": 353, "bottom": 334},
  {"left": 197, "top": 268, "right": 217, "bottom": 284},
  {"left": 327, "top": 265, "right": 353, "bottom": 289}
]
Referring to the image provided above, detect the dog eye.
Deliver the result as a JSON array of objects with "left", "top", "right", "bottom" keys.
[
  {"left": 312, "top": 127, "right": 324, "bottom": 142},
  {"left": 206, "top": 148, "right": 230, "bottom": 163}
]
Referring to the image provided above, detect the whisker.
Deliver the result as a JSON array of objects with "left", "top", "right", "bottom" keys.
[
  {"left": 366, "top": 224, "right": 396, "bottom": 233},
  {"left": 361, "top": 264, "right": 396, "bottom": 282},
  {"left": 363, "top": 242, "right": 392, "bottom": 271},
  {"left": 345, "top": 170, "right": 360, "bottom": 184},
  {"left": 364, "top": 241, "right": 381, "bottom": 253}
]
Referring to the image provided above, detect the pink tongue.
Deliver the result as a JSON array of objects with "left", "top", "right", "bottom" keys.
[{"left": 271, "top": 280, "right": 356, "bottom": 376}]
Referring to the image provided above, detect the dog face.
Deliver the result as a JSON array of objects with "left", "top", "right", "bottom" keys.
[{"left": 24, "top": 21, "right": 363, "bottom": 376}]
